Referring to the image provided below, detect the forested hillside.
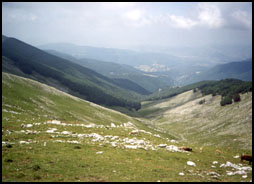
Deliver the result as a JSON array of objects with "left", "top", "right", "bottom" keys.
[
  {"left": 146, "top": 79, "right": 252, "bottom": 106},
  {"left": 2, "top": 36, "right": 143, "bottom": 110}
]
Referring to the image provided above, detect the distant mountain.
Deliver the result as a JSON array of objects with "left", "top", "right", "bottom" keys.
[
  {"left": 39, "top": 42, "right": 183, "bottom": 68},
  {"left": 203, "top": 59, "right": 252, "bottom": 81},
  {"left": 2, "top": 35, "right": 8, "bottom": 43},
  {"left": 45, "top": 49, "right": 173, "bottom": 92},
  {"left": 175, "top": 59, "right": 252, "bottom": 86},
  {"left": 2, "top": 35, "right": 143, "bottom": 110}
]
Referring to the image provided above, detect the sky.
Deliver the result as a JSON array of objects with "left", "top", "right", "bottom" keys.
[{"left": 2, "top": 2, "right": 252, "bottom": 51}]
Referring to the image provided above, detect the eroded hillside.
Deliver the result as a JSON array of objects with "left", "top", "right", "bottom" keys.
[{"left": 139, "top": 90, "right": 252, "bottom": 150}]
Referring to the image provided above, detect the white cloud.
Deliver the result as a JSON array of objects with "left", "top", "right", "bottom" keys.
[
  {"left": 124, "top": 9, "right": 142, "bottom": 21},
  {"left": 167, "top": 15, "right": 198, "bottom": 29},
  {"left": 231, "top": 10, "right": 252, "bottom": 29},
  {"left": 197, "top": 3, "right": 224, "bottom": 28}
]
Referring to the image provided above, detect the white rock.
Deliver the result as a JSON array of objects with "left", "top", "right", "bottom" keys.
[
  {"left": 154, "top": 134, "right": 161, "bottom": 138},
  {"left": 179, "top": 172, "right": 184, "bottom": 176},
  {"left": 111, "top": 142, "right": 117, "bottom": 147},
  {"left": 130, "top": 130, "right": 139, "bottom": 134},
  {"left": 187, "top": 161, "right": 196, "bottom": 167},
  {"left": 158, "top": 144, "right": 167, "bottom": 148},
  {"left": 90, "top": 133, "right": 104, "bottom": 141},
  {"left": 110, "top": 123, "right": 116, "bottom": 127},
  {"left": 96, "top": 151, "right": 103, "bottom": 154},
  {"left": 209, "top": 172, "right": 220, "bottom": 176},
  {"left": 242, "top": 175, "right": 248, "bottom": 179},
  {"left": 51, "top": 120, "right": 61, "bottom": 124},
  {"left": 61, "top": 131, "right": 72, "bottom": 135},
  {"left": 19, "top": 141, "right": 30, "bottom": 144},
  {"left": 212, "top": 161, "right": 218, "bottom": 164},
  {"left": 26, "top": 124, "right": 33, "bottom": 128},
  {"left": 124, "top": 145, "right": 137, "bottom": 149},
  {"left": 67, "top": 140, "right": 79, "bottom": 144},
  {"left": 43, "top": 142, "right": 46, "bottom": 146},
  {"left": 166, "top": 145, "right": 180, "bottom": 152},
  {"left": 46, "top": 128, "right": 57, "bottom": 133},
  {"left": 211, "top": 165, "right": 216, "bottom": 168},
  {"left": 233, "top": 155, "right": 240, "bottom": 158},
  {"left": 54, "top": 140, "right": 64, "bottom": 143},
  {"left": 111, "top": 136, "right": 119, "bottom": 140}
]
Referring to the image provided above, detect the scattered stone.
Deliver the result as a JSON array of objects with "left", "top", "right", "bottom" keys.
[
  {"left": 96, "top": 151, "right": 103, "bottom": 154},
  {"left": 43, "top": 142, "right": 46, "bottom": 147},
  {"left": 187, "top": 161, "right": 196, "bottom": 167},
  {"left": 242, "top": 175, "right": 248, "bottom": 179},
  {"left": 154, "top": 134, "right": 161, "bottom": 138},
  {"left": 124, "top": 145, "right": 137, "bottom": 149},
  {"left": 212, "top": 161, "right": 218, "bottom": 164},
  {"left": 179, "top": 172, "right": 184, "bottom": 176},
  {"left": 209, "top": 172, "right": 220, "bottom": 177},
  {"left": 129, "top": 129, "right": 139, "bottom": 135},
  {"left": 158, "top": 144, "right": 167, "bottom": 148},
  {"left": 46, "top": 128, "right": 57, "bottom": 133},
  {"left": 233, "top": 155, "right": 240, "bottom": 158},
  {"left": 166, "top": 145, "right": 181, "bottom": 152},
  {"left": 110, "top": 123, "right": 116, "bottom": 127},
  {"left": 67, "top": 140, "right": 79, "bottom": 144},
  {"left": 61, "top": 131, "right": 72, "bottom": 135}
]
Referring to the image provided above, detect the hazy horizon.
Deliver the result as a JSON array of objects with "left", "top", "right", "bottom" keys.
[{"left": 2, "top": 2, "right": 252, "bottom": 51}]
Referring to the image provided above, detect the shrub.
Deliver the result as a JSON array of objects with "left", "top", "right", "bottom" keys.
[
  {"left": 199, "top": 99, "right": 205, "bottom": 104},
  {"left": 220, "top": 96, "right": 232, "bottom": 106},
  {"left": 233, "top": 93, "right": 241, "bottom": 102}
]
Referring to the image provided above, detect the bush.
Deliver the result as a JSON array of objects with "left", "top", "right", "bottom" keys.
[
  {"left": 233, "top": 93, "right": 241, "bottom": 102},
  {"left": 199, "top": 99, "right": 205, "bottom": 104},
  {"left": 220, "top": 96, "right": 232, "bottom": 106}
]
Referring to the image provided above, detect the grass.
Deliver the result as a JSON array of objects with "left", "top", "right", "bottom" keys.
[{"left": 2, "top": 72, "right": 252, "bottom": 182}]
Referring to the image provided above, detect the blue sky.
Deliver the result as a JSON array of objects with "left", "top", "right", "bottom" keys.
[{"left": 2, "top": 2, "right": 252, "bottom": 50}]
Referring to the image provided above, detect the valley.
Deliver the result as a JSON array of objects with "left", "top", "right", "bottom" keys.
[
  {"left": 2, "top": 72, "right": 252, "bottom": 182},
  {"left": 2, "top": 2, "right": 252, "bottom": 182}
]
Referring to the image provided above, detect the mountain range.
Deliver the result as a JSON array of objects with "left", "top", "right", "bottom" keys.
[
  {"left": 39, "top": 42, "right": 252, "bottom": 87},
  {"left": 2, "top": 35, "right": 144, "bottom": 110}
]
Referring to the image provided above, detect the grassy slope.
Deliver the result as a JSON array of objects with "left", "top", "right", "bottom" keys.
[
  {"left": 139, "top": 90, "right": 252, "bottom": 150},
  {"left": 2, "top": 73, "right": 252, "bottom": 182}
]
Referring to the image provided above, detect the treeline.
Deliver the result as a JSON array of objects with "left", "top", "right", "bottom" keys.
[
  {"left": 195, "top": 79, "right": 252, "bottom": 106},
  {"left": 146, "top": 79, "right": 252, "bottom": 107},
  {"left": 145, "top": 81, "right": 211, "bottom": 101}
]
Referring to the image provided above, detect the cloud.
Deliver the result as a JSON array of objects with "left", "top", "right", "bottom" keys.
[
  {"left": 2, "top": 2, "right": 252, "bottom": 49},
  {"left": 231, "top": 10, "right": 252, "bottom": 29},
  {"left": 197, "top": 3, "right": 224, "bottom": 28},
  {"left": 167, "top": 15, "right": 198, "bottom": 29}
]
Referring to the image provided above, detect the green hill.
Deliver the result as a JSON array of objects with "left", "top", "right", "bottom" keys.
[
  {"left": 2, "top": 72, "right": 252, "bottom": 182},
  {"left": 2, "top": 36, "right": 143, "bottom": 110}
]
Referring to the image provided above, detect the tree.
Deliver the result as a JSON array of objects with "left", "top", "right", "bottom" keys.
[
  {"left": 220, "top": 96, "right": 232, "bottom": 106},
  {"left": 233, "top": 93, "right": 241, "bottom": 102}
]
